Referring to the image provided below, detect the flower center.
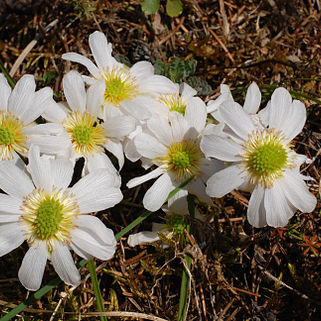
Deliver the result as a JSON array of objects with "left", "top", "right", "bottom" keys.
[
  {"left": 241, "top": 128, "right": 295, "bottom": 188},
  {"left": 158, "top": 94, "right": 186, "bottom": 115},
  {"left": 62, "top": 110, "right": 107, "bottom": 155},
  {"left": 157, "top": 140, "right": 203, "bottom": 182},
  {"left": 166, "top": 214, "right": 187, "bottom": 235},
  {"left": 20, "top": 187, "right": 80, "bottom": 252},
  {"left": 104, "top": 67, "right": 138, "bottom": 105},
  {"left": 0, "top": 111, "right": 28, "bottom": 160}
]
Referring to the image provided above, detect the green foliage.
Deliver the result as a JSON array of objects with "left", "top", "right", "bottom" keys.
[
  {"left": 186, "top": 76, "right": 213, "bottom": 95},
  {"left": 39, "top": 71, "right": 55, "bottom": 85},
  {"left": 154, "top": 57, "right": 197, "bottom": 83},
  {"left": 69, "top": 0, "right": 96, "bottom": 20},
  {"left": 114, "top": 53, "right": 132, "bottom": 67},
  {"left": 141, "top": 0, "right": 183, "bottom": 17}
]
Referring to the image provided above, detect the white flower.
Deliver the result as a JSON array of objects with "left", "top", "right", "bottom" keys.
[
  {"left": 0, "top": 74, "right": 69, "bottom": 161},
  {"left": 62, "top": 31, "right": 177, "bottom": 121},
  {"left": 126, "top": 102, "right": 224, "bottom": 212},
  {"left": 43, "top": 70, "right": 135, "bottom": 174},
  {"left": 0, "top": 145, "right": 122, "bottom": 291},
  {"left": 201, "top": 87, "right": 317, "bottom": 228}
]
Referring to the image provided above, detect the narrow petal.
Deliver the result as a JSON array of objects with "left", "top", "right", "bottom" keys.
[
  {"left": 18, "top": 242, "right": 48, "bottom": 291},
  {"left": 128, "top": 231, "right": 160, "bottom": 247},
  {"left": 0, "top": 223, "right": 25, "bottom": 257},
  {"left": 185, "top": 97, "right": 207, "bottom": 133},
  {"left": 86, "top": 152, "right": 119, "bottom": 176},
  {"left": 104, "top": 140, "right": 125, "bottom": 169},
  {"left": 69, "top": 242, "right": 93, "bottom": 260},
  {"left": 28, "top": 135, "right": 73, "bottom": 156},
  {"left": 139, "top": 75, "right": 178, "bottom": 94},
  {"left": 121, "top": 99, "right": 151, "bottom": 120},
  {"left": 167, "top": 188, "right": 188, "bottom": 213},
  {"left": 50, "top": 158, "right": 74, "bottom": 189},
  {"left": 71, "top": 218, "right": 116, "bottom": 260},
  {"left": 280, "top": 100, "right": 306, "bottom": 141},
  {"left": 143, "top": 173, "right": 176, "bottom": 211},
  {"left": 247, "top": 186, "right": 266, "bottom": 227},
  {"left": 41, "top": 101, "right": 68, "bottom": 123},
  {"left": 63, "top": 71, "right": 86, "bottom": 112},
  {"left": 103, "top": 115, "right": 136, "bottom": 138},
  {"left": 219, "top": 101, "right": 255, "bottom": 140},
  {"left": 0, "top": 74, "right": 11, "bottom": 111},
  {"left": 134, "top": 133, "right": 167, "bottom": 159},
  {"left": 70, "top": 169, "right": 123, "bottom": 213},
  {"left": 127, "top": 167, "right": 163, "bottom": 189},
  {"left": 281, "top": 170, "right": 317, "bottom": 213},
  {"left": 206, "top": 165, "right": 245, "bottom": 198},
  {"left": 169, "top": 112, "right": 188, "bottom": 142},
  {"left": 147, "top": 116, "right": 173, "bottom": 146},
  {"left": 8, "top": 74, "right": 35, "bottom": 117},
  {"left": 0, "top": 161, "right": 34, "bottom": 198},
  {"left": 89, "top": 31, "right": 115, "bottom": 71},
  {"left": 268, "top": 87, "right": 292, "bottom": 130},
  {"left": 87, "top": 80, "right": 105, "bottom": 116},
  {"left": 243, "top": 82, "right": 261, "bottom": 114},
  {"left": 181, "top": 82, "right": 197, "bottom": 99},
  {"left": 130, "top": 61, "right": 154, "bottom": 79},
  {"left": 200, "top": 134, "right": 242, "bottom": 161},
  {"left": 264, "top": 182, "right": 295, "bottom": 227},
  {"left": 62, "top": 53, "right": 100, "bottom": 79},
  {"left": 51, "top": 243, "right": 81, "bottom": 287},
  {"left": 0, "top": 194, "right": 22, "bottom": 214}
]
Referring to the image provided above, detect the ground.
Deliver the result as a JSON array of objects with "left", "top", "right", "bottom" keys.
[{"left": 0, "top": 0, "right": 320, "bottom": 320}]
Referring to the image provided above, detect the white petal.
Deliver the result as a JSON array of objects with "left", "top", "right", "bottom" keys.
[
  {"left": 63, "top": 71, "right": 86, "bottom": 112},
  {"left": 243, "top": 82, "right": 261, "bottom": 114},
  {"left": 86, "top": 152, "right": 119, "bottom": 177},
  {"left": 200, "top": 134, "right": 242, "bottom": 161},
  {"left": 8, "top": 75, "right": 35, "bottom": 117},
  {"left": 41, "top": 100, "right": 68, "bottom": 123},
  {"left": 146, "top": 116, "right": 173, "bottom": 146},
  {"left": 281, "top": 170, "right": 317, "bottom": 213},
  {"left": 18, "top": 242, "right": 48, "bottom": 291},
  {"left": 130, "top": 61, "right": 154, "bottom": 79},
  {"left": 264, "top": 182, "right": 294, "bottom": 227},
  {"left": 0, "top": 222, "right": 25, "bottom": 257},
  {"left": 268, "top": 87, "right": 292, "bottom": 130},
  {"left": 87, "top": 80, "right": 105, "bottom": 116},
  {"left": 0, "top": 74, "right": 11, "bottom": 111},
  {"left": 206, "top": 165, "right": 245, "bottom": 198},
  {"left": 104, "top": 140, "right": 125, "bottom": 169},
  {"left": 103, "top": 115, "right": 136, "bottom": 138},
  {"left": 181, "top": 82, "right": 197, "bottom": 99},
  {"left": 27, "top": 145, "right": 53, "bottom": 191},
  {"left": 143, "top": 173, "right": 176, "bottom": 211},
  {"left": 0, "top": 161, "right": 34, "bottom": 198},
  {"left": 89, "top": 31, "right": 115, "bottom": 71},
  {"left": 62, "top": 52, "right": 100, "bottom": 79},
  {"left": 121, "top": 98, "right": 152, "bottom": 120},
  {"left": 127, "top": 167, "right": 163, "bottom": 189},
  {"left": 71, "top": 217, "right": 116, "bottom": 260},
  {"left": 185, "top": 97, "right": 207, "bottom": 133},
  {"left": 139, "top": 75, "right": 177, "bottom": 94},
  {"left": 128, "top": 231, "right": 160, "bottom": 247},
  {"left": 50, "top": 158, "right": 74, "bottom": 189},
  {"left": 169, "top": 112, "right": 188, "bottom": 142},
  {"left": 69, "top": 242, "right": 93, "bottom": 260},
  {"left": 188, "top": 178, "right": 212, "bottom": 204},
  {"left": 24, "top": 123, "right": 66, "bottom": 136},
  {"left": 51, "top": 243, "right": 81, "bottom": 287},
  {"left": 0, "top": 194, "right": 22, "bottom": 214},
  {"left": 280, "top": 100, "right": 306, "bottom": 141},
  {"left": 70, "top": 169, "right": 123, "bottom": 213},
  {"left": 134, "top": 133, "right": 167, "bottom": 159},
  {"left": 247, "top": 186, "right": 266, "bottom": 227},
  {"left": 219, "top": 101, "right": 255, "bottom": 140}
]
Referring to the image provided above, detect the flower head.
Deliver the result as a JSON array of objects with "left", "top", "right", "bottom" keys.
[
  {"left": 201, "top": 87, "right": 317, "bottom": 227},
  {"left": 0, "top": 145, "right": 122, "bottom": 290}
]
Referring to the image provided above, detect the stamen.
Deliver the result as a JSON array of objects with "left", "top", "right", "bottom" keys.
[{"left": 158, "top": 94, "right": 186, "bottom": 115}]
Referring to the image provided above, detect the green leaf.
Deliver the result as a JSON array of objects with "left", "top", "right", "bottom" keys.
[
  {"left": 141, "top": 0, "right": 160, "bottom": 15},
  {"left": 187, "top": 76, "right": 213, "bottom": 96},
  {"left": 166, "top": 0, "right": 183, "bottom": 17}
]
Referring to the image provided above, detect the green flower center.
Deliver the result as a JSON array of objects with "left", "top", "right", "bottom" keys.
[
  {"left": 72, "top": 125, "right": 94, "bottom": 145},
  {"left": 104, "top": 68, "right": 138, "bottom": 105},
  {"left": 0, "top": 126, "right": 15, "bottom": 145},
  {"left": 171, "top": 151, "right": 193, "bottom": 169},
  {"left": 34, "top": 198, "right": 63, "bottom": 240},
  {"left": 251, "top": 143, "right": 287, "bottom": 174},
  {"left": 159, "top": 94, "right": 186, "bottom": 115},
  {"left": 166, "top": 214, "right": 187, "bottom": 234}
]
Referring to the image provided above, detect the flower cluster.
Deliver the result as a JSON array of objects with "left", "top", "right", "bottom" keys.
[{"left": 0, "top": 31, "right": 316, "bottom": 290}]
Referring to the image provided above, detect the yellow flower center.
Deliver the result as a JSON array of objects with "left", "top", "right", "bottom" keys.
[
  {"left": 156, "top": 140, "right": 203, "bottom": 182},
  {"left": 20, "top": 187, "right": 80, "bottom": 252},
  {"left": 240, "top": 128, "right": 295, "bottom": 188},
  {"left": 158, "top": 93, "right": 186, "bottom": 115},
  {"left": 104, "top": 67, "right": 138, "bottom": 105},
  {"left": 0, "top": 111, "right": 28, "bottom": 160},
  {"left": 62, "top": 110, "right": 107, "bottom": 155}
]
